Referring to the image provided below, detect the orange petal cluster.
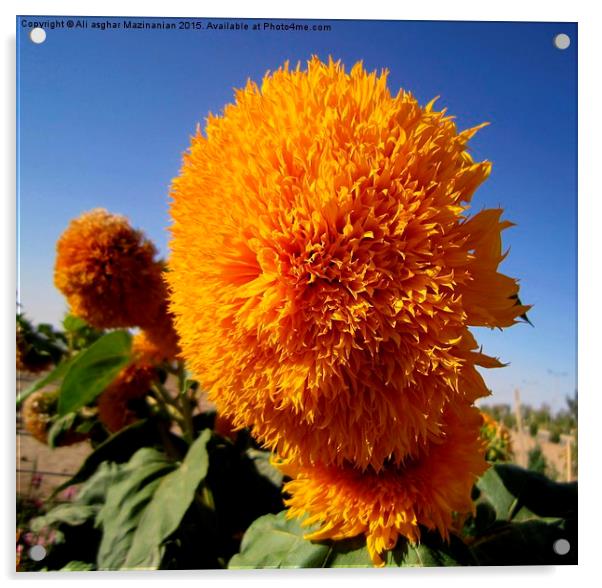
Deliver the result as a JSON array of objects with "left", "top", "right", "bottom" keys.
[
  {"left": 97, "top": 361, "right": 157, "bottom": 433},
  {"left": 22, "top": 389, "right": 86, "bottom": 446},
  {"left": 22, "top": 390, "right": 58, "bottom": 444},
  {"left": 132, "top": 303, "right": 182, "bottom": 364},
  {"left": 280, "top": 403, "right": 487, "bottom": 566},
  {"left": 54, "top": 208, "right": 165, "bottom": 329},
  {"left": 167, "top": 57, "right": 529, "bottom": 565}
]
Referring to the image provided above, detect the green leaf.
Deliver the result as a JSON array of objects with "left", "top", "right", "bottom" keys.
[
  {"left": 95, "top": 448, "right": 176, "bottom": 570},
  {"left": 58, "top": 330, "right": 132, "bottom": 415},
  {"left": 52, "top": 419, "right": 158, "bottom": 496},
  {"left": 47, "top": 413, "right": 78, "bottom": 448},
  {"left": 31, "top": 503, "right": 98, "bottom": 532},
  {"left": 324, "top": 537, "right": 373, "bottom": 567},
  {"left": 384, "top": 532, "right": 475, "bottom": 567},
  {"left": 30, "top": 464, "right": 124, "bottom": 545},
  {"left": 62, "top": 314, "right": 88, "bottom": 332},
  {"left": 76, "top": 461, "right": 130, "bottom": 506},
  {"left": 123, "top": 429, "right": 212, "bottom": 570},
  {"left": 466, "top": 464, "right": 577, "bottom": 565},
  {"left": 230, "top": 466, "right": 578, "bottom": 569},
  {"left": 245, "top": 448, "right": 284, "bottom": 488},
  {"left": 229, "top": 512, "right": 330, "bottom": 569},
  {"left": 475, "top": 464, "right": 577, "bottom": 523},
  {"left": 16, "top": 356, "right": 75, "bottom": 407},
  {"left": 34, "top": 461, "right": 129, "bottom": 534},
  {"left": 60, "top": 561, "right": 95, "bottom": 572},
  {"left": 469, "top": 519, "right": 576, "bottom": 565},
  {"left": 230, "top": 512, "right": 476, "bottom": 569},
  {"left": 476, "top": 466, "right": 518, "bottom": 521}
]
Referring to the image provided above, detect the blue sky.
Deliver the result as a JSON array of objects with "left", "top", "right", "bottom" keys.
[{"left": 16, "top": 17, "right": 577, "bottom": 412}]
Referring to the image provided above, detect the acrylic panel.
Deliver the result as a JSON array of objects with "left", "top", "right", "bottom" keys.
[{"left": 16, "top": 16, "right": 577, "bottom": 570}]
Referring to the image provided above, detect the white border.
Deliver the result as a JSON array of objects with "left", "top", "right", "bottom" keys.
[{"left": 3, "top": 1, "right": 601, "bottom": 586}]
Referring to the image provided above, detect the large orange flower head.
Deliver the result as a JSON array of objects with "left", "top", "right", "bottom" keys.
[
  {"left": 167, "top": 57, "right": 529, "bottom": 469},
  {"left": 279, "top": 402, "right": 488, "bottom": 567},
  {"left": 54, "top": 208, "right": 165, "bottom": 329}
]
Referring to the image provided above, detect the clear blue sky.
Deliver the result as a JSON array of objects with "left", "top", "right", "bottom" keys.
[{"left": 16, "top": 17, "right": 577, "bottom": 412}]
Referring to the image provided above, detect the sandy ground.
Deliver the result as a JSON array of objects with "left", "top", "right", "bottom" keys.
[
  {"left": 509, "top": 429, "right": 575, "bottom": 481},
  {"left": 16, "top": 371, "right": 92, "bottom": 499}
]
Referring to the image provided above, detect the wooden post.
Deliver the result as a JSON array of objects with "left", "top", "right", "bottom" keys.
[{"left": 566, "top": 437, "right": 572, "bottom": 482}]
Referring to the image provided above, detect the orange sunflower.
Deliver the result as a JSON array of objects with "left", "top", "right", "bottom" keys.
[
  {"left": 97, "top": 362, "right": 156, "bottom": 433},
  {"left": 167, "top": 57, "right": 528, "bottom": 470},
  {"left": 21, "top": 389, "right": 87, "bottom": 446},
  {"left": 279, "top": 402, "right": 488, "bottom": 566},
  {"left": 54, "top": 208, "right": 165, "bottom": 329}
]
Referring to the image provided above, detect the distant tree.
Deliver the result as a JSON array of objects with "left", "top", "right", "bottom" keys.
[
  {"left": 502, "top": 412, "right": 516, "bottom": 430},
  {"left": 528, "top": 445, "right": 547, "bottom": 474},
  {"left": 566, "top": 390, "right": 578, "bottom": 421}
]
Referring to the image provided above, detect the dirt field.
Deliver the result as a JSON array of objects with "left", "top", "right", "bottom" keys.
[
  {"left": 509, "top": 429, "right": 575, "bottom": 481},
  {"left": 16, "top": 371, "right": 91, "bottom": 498}
]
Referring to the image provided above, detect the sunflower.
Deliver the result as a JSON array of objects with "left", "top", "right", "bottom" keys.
[
  {"left": 97, "top": 362, "right": 156, "bottom": 433},
  {"left": 21, "top": 389, "right": 86, "bottom": 446},
  {"left": 480, "top": 411, "right": 514, "bottom": 462},
  {"left": 167, "top": 57, "right": 528, "bottom": 470},
  {"left": 54, "top": 208, "right": 165, "bottom": 329},
  {"left": 279, "top": 402, "right": 488, "bottom": 567}
]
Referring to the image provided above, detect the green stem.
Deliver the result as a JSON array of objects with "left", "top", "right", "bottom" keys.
[
  {"left": 152, "top": 381, "right": 177, "bottom": 408},
  {"left": 150, "top": 384, "right": 187, "bottom": 431},
  {"left": 156, "top": 419, "right": 184, "bottom": 461},
  {"left": 176, "top": 361, "right": 195, "bottom": 444}
]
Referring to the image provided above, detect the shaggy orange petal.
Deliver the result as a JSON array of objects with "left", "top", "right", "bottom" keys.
[
  {"left": 132, "top": 299, "right": 182, "bottom": 364},
  {"left": 167, "top": 57, "right": 527, "bottom": 469},
  {"left": 54, "top": 208, "right": 165, "bottom": 329},
  {"left": 279, "top": 402, "right": 488, "bottom": 566}
]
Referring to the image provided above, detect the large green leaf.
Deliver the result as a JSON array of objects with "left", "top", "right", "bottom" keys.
[
  {"left": 32, "top": 461, "right": 127, "bottom": 533},
  {"left": 76, "top": 460, "right": 134, "bottom": 506},
  {"left": 52, "top": 419, "right": 159, "bottom": 496},
  {"left": 473, "top": 464, "right": 577, "bottom": 524},
  {"left": 95, "top": 448, "right": 175, "bottom": 570},
  {"left": 466, "top": 464, "right": 577, "bottom": 565},
  {"left": 16, "top": 355, "right": 75, "bottom": 407},
  {"left": 245, "top": 448, "right": 284, "bottom": 488},
  {"left": 60, "top": 561, "right": 95, "bottom": 572},
  {"left": 123, "top": 429, "right": 212, "bottom": 570},
  {"left": 229, "top": 512, "right": 330, "bottom": 568},
  {"left": 31, "top": 503, "right": 98, "bottom": 532},
  {"left": 383, "top": 532, "right": 475, "bottom": 567},
  {"left": 469, "top": 519, "right": 576, "bottom": 565},
  {"left": 58, "top": 330, "right": 132, "bottom": 415},
  {"left": 229, "top": 511, "right": 473, "bottom": 569}
]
